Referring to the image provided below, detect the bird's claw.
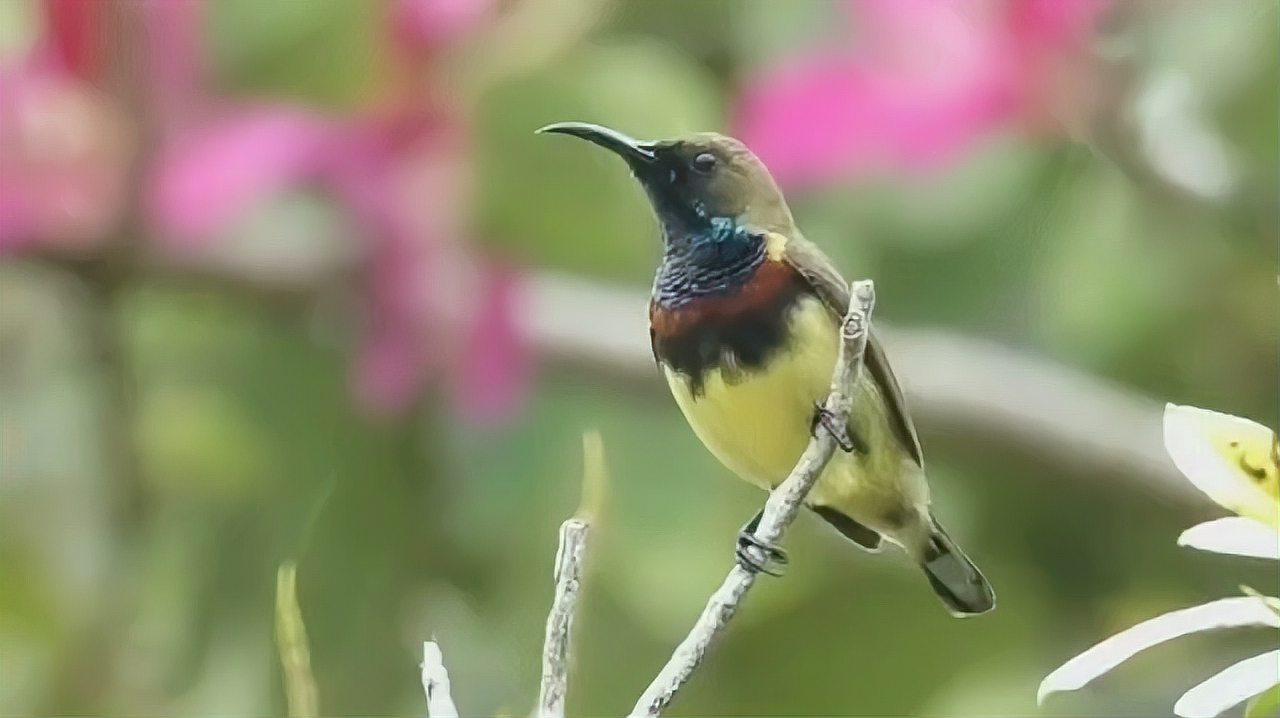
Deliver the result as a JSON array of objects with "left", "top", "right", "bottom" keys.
[
  {"left": 812, "top": 403, "right": 856, "bottom": 453},
  {"left": 735, "top": 530, "right": 789, "bottom": 577}
]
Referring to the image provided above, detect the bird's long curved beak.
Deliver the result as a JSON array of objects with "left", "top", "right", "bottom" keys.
[{"left": 536, "top": 122, "right": 657, "bottom": 167}]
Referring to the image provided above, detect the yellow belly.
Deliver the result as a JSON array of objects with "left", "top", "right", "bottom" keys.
[{"left": 662, "top": 296, "right": 926, "bottom": 536}]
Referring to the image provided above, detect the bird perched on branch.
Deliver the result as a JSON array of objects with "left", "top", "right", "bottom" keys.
[{"left": 538, "top": 122, "right": 994, "bottom": 616}]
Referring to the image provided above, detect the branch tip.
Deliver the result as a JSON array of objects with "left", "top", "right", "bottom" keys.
[
  {"left": 538, "top": 439, "right": 599, "bottom": 718},
  {"left": 421, "top": 640, "right": 459, "bottom": 718}
]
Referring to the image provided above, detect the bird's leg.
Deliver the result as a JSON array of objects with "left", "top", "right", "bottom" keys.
[
  {"left": 735, "top": 509, "right": 789, "bottom": 577},
  {"left": 811, "top": 402, "right": 859, "bottom": 453}
]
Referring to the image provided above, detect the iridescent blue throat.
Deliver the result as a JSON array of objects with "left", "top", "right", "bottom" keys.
[{"left": 653, "top": 216, "right": 766, "bottom": 308}]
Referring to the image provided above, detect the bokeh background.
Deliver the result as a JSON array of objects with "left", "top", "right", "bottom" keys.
[{"left": 1, "top": 0, "right": 1277, "bottom": 715}]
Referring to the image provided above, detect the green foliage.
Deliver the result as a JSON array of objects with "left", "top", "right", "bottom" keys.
[
  {"left": 1248, "top": 683, "right": 1280, "bottom": 718},
  {"left": 208, "top": 0, "right": 383, "bottom": 108}
]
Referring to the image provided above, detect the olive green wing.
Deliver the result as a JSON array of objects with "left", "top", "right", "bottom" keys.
[{"left": 780, "top": 234, "right": 925, "bottom": 467}]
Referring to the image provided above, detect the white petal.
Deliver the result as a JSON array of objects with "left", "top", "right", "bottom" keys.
[
  {"left": 1163, "top": 404, "right": 1278, "bottom": 526},
  {"left": 1175, "top": 650, "right": 1280, "bottom": 718},
  {"left": 1179, "top": 518, "right": 1280, "bottom": 560},
  {"left": 1038, "top": 597, "right": 1280, "bottom": 704}
]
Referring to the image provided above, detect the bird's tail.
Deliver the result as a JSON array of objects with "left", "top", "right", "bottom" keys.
[{"left": 919, "top": 518, "right": 995, "bottom": 617}]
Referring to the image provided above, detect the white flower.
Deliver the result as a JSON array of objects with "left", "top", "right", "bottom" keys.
[
  {"left": 1037, "top": 598, "right": 1279, "bottom": 706},
  {"left": 1039, "top": 404, "right": 1280, "bottom": 717},
  {"left": 1175, "top": 650, "right": 1280, "bottom": 718},
  {"left": 1163, "top": 404, "right": 1278, "bottom": 527},
  {"left": 1178, "top": 517, "right": 1280, "bottom": 560}
]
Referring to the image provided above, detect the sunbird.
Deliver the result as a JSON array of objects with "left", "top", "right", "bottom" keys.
[{"left": 539, "top": 122, "right": 995, "bottom": 616}]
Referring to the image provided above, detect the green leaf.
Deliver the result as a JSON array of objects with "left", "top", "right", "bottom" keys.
[
  {"left": 1034, "top": 166, "right": 1174, "bottom": 366},
  {"left": 0, "top": 0, "right": 36, "bottom": 61},
  {"left": 208, "top": 0, "right": 380, "bottom": 108},
  {"left": 863, "top": 135, "right": 1045, "bottom": 251},
  {"left": 1247, "top": 682, "right": 1280, "bottom": 718},
  {"left": 275, "top": 562, "right": 318, "bottom": 718},
  {"left": 136, "top": 384, "right": 273, "bottom": 498}
]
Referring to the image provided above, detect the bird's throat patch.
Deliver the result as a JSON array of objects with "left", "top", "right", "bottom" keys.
[{"left": 649, "top": 259, "right": 809, "bottom": 394}]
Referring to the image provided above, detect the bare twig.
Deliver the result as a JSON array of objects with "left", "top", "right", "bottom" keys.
[
  {"left": 538, "top": 431, "right": 604, "bottom": 718},
  {"left": 628, "top": 280, "right": 876, "bottom": 718},
  {"left": 538, "top": 518, "right": 590, "bottom": 718},
  {"left": 421, "top": 641, "right": 460, "bottom": 718}
]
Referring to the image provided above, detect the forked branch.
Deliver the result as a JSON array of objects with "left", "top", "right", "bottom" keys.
[
  {"left": 419, "top": 282, "right": 875, "bottom": 718},
  {"left": 423, "top": 433, "right": 603, "bottom": 718}
]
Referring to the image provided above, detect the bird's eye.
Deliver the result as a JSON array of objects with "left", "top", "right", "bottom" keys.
[{"left": 691, "top": 152, "right": 718, "bottom": 174}]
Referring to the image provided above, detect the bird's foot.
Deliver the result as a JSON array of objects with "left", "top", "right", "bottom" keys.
[
  {"left": 811, "top": 402, "right": 857, "bottom": 453},
  {"left": 736, "top": 534, "right": 788, "bottom": 576},
  {"left": 736, "top": 511, "right": 788, "bottom": 576}
]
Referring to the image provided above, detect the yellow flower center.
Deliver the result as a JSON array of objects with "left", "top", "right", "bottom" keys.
[{"left": 1230, "top": 436, "right": 1279, "bottom": 501}]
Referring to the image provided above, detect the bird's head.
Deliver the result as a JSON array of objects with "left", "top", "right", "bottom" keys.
[{"left": 537, "top": 122, "right": 796, "bottom": 249}]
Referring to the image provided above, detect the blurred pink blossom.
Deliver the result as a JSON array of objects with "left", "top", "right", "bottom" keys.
[
  {"left": 137, "top": 0, "right": 205, "bottom": 126},
  {"left": 328, "top": 113, "right": 465, "bottom": 414},
  {"left": 735, "top": 0, "right": 1109, "bottom": 186},
  {"left": 42, "top": 0, "right": 102, "bottom": 80},
  {"left": 138, "top": 0, "right": 524, "bottom": 419},
  {"left": 147, "top": 109, "right": 341, "bottom": 248},
  {"left": 0, "top": 64, "right": 131, "bottom": 253},
  {"left": 2, "top": 0, "right": 528, "bottom": 422},
  {"left": 0, "top": 1, "right": 132, "bottom": 252},
  {"left": 391, "top": 0, "right": 494, "bottom": 55},
  {"left": 451, "top": 265, "right": 529, "bottom": 423}
]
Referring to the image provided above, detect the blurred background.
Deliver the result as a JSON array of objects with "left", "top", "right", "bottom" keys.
[{"left": 1, "top": 0, "right": 1276, "bottom": 715}]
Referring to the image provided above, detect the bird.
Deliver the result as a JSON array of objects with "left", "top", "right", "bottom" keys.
[{"left": 538, "top": 122, "right": 995, "bottom": 617}]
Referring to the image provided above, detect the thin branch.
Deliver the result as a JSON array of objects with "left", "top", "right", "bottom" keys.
[
  {"left": 628, "top": 280, "right": 876, "bottom": 718},
  {"left": 538, "top": 430, "right": 604, "bottom": 718},
  {"left": 421, "top": 641, "right": 460, "bottom": 718},
  {"left": 538, "top": 518, "right": 590, "bottom": 718}
]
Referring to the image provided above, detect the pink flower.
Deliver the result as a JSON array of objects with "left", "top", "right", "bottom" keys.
[
  {"left": 0, "top": 0, "right": 204, "bottom": 254},
  {"left": 329, "top": 114, "right": 455, "bottom": 414},
  {"left": 42, "top": 0, "right": 103, "bottom": 80},
  {"left": 735, "top": 0, "right": 1109, "bottom": 186},
  {"left": 390, "top": 0, "right": 493, "bottom": 55},
  {"left": 136, "top": 0, "right": 205, "bottom": 126},
  {"left": 0, "top": 65, "right": 132, "bottom": 253},
  {"left": 451, "top": 264, "right": 529, "bottom": 423},
  {"left": 4, "top": 0, "right": 528, "bottom": 422},
  {"left": 332, "top": 112, "right": 529, "bottom": 422},
  {"left": 146, "top": 108, "right": 341, "bottom": 248},
  {"left": 147, "top": 106, "right": 528, "bottom": 420}
]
